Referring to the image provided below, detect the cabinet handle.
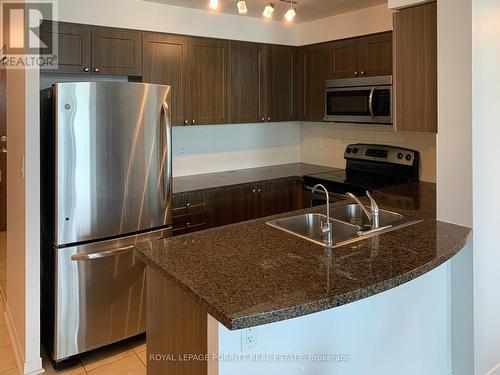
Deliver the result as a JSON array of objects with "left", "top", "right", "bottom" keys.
[
  {"left": 257, "top": 188, "right": 262, "bottom": 193},
  {"left": 261, "top": 117, "right": 265, "bottom": 122},
  {"left": 186, "top": 202, "right": 191, "bottom": 208},
  {"left": 183, "top": 120, "right": 189, "bottom": 125},
  {"left": 354, "top": 71, "right": 359, "bottom": 76},
  {"left": 191, "top": 120, "right": 196, "bottom": 125},
  {"left": 84, "top": 67, "right": 90, "bottom": 72},
  {"left": 94, "top": 68, "right": 100, "bottom": 73},
  {"left": 186, "top": 222, "right": 191, "bottom": 227},
  {"left": 252, "top": 189, "right": 257, "bottom": 193},
  {"left": 361, "top": 71, "right": 365, "bottom": 76},
  {"left": 267, "top": 117, "right": 271, "bottom": 122}
]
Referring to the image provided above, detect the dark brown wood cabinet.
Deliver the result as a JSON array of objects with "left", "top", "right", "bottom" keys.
[
  {"left": 172, "top": 179, "right": 302, "bottom": 236},
  {"left": 142, "top": 33, "right": 190, "bottom": 126},
  {"left": 332, "top": 38, "right": 359, "bottom": 79},
  {"left": 228, "top": 41, "right": 266, "bottom": 124},
  {"left": 41, "top": 22, "right": 141, "bottom": 76},
  {"left": 393, "top": 2, "right": 437, "bottom": 133},
  {"left": 298, "top": 43, "right": 333, "bottom": 122},
  {"left": 228, "top": 42, "right": 297, "bottom": 124},
  {"left": 189, "top": 38, "right": 230, "bottom": 125},
  {"left": 91, "top": 27, "right": 142, "bottom": 76},
  {"left": 359, "top": 33, "right": 393, "bottom": 77},
  {"left": 332, "top": 32, "right": 392, "bottom": 79},
  {"left": 266, "top": 45, "right": 298, "bottom": 122},
  {"left": 172, "top": 191, "right": 209, "bottom": 235},
  {"left": 40, "top": 21, "right": 91, "bottom": 74}
]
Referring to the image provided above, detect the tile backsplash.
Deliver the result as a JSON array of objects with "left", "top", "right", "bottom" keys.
[{"left": 300, "top": 122, "right": 437, "bottom": 183}]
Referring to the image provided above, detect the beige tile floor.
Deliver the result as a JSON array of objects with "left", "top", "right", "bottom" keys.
[
  {"left": 0, "top": 231, "right": 147, "bottom": 374},
  {"left": 0, "top": 290, "right": 147, "bottom": 375}
]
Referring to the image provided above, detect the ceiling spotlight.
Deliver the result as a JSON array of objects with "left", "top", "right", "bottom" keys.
[
  {"left": 237, "top": 1, "right": 248, "bottom": 14},
  {"left": 284, "top": 2, "right": 297, "bottom": 22},
  {"left": 263, "top": 2, "right": 275, "bottom": 18},
  {"left": 209, "top": 0, "right": 219, "bottom": 10}
]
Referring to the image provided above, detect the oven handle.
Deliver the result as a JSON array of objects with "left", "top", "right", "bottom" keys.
[
  {"left": 71, "top": 246, "right": 135, "bottom": 261},
  {"left": 303, "top": 185, "right": 348, "bottom": 201},
  {"left": 368, "top": 87, "right": 375, "bottom": 118}
]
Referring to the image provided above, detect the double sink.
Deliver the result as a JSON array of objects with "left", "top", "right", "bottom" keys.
[{"left": 266, "top": 203, "right": 422, "bottom": 249}]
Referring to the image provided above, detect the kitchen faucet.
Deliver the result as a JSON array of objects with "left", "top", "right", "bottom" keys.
[
  {"left": 311, "top": 184, "right": 334, "bottom": 248},
  {"left": 346, "top": 191, "right": 380, "bottom": 229}
]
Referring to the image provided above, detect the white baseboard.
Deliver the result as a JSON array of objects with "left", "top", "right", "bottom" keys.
[
  {"left": 3, "top": 302, "right": 44, "bottom": 375},
  {"left": 23, "top": 358, "right": 44, "bottom": 375},
  {"left": 486, "top": 363, "right": 500, "bottom": 375}
]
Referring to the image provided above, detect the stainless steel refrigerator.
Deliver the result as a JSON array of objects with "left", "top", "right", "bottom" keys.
[{"left": 40, "top": 82, "right": 172, "bottom": 364}]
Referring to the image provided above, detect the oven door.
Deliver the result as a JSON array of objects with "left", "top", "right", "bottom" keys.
[{"left": 325, "top": 86, "right": 392, "bottom": 124}]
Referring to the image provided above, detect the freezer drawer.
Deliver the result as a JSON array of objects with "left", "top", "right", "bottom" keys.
[{"left": 53, "top": 227, "right": 171, "bottom": 361}]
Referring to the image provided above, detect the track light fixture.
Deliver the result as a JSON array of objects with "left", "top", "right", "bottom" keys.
[
  {"left": 284, "top": 2, "right": 297, "bottom": 22},
  {"left": 206, "top": 0, "right": 297, "bottom": 23},
  {"left": 209, "top": 0, "right": 219, "bottom": 10},
  {"left": 237, "top": 0, "right": 248, "bottom": 14},
  {"left": 263, "top": 2, "right": 275, "bottom": 18}
]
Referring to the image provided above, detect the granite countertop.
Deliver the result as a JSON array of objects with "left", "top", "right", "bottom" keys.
[
  {"left": 136, "top": 180, "right": 471, "bottom": 330},
  {"left": 173, "top": 163, "right": 339, "bottom": 194}
]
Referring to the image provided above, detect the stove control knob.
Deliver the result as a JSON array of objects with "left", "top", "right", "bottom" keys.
[
  {"left": 346, "top": 147, "right": 352, "bottom": 154},
  {"left": 405, "top": 154, "right": 412, "bottom": 161},
  {"left": 352, "top": 148, "right": 359, "bottom": 154},
  {"left": 397, "top": 152, "right": 404, "bottom": 160}
]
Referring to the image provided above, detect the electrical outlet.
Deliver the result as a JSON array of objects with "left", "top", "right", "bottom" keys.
[
  {"left": 241, "top": 327, "right": 258, "bottom": 351},
  {"left": 179, "top": 145, "right": 187, "bottom": 157}
]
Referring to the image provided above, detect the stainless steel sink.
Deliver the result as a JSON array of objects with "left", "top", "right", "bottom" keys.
[
  {"left": 267, "top": 213, "right": 360, "bottom": 246},
  {"left": 330, "top": 204, "right": 404, "bottom": 228},
  {"left": 266, "top": 204, "right": 422, "bottom": 249}
]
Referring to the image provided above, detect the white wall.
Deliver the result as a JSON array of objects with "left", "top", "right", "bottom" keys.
[
  {"left": 298, "top": 3, "right": 393, "bottom": 45},
  {"left": 472, "top": 1, "right": 500, "bottom": 374},
  {"left": 434, "top": 0, "right": 474, "bottom": 374},
  {"left": 388, "top": 0, "right": 434, "bottom": 10},
  {"left": 436, "top": 0, "right": 473, "bottom": 227},
  {"left": 4, "top": 10, "right": 43, "bottom": 375},
  {"left": 219, "top": 261, "right": 451, "bottom": 375},
  {"left": 56, "top": 0, "right": 298, "bottom": 45},
  {"left": 173, "top": 123, "right": 300, "bottom": 177},
  {"left": 301, "top": 123, "right": 437, "bottom": 183}
]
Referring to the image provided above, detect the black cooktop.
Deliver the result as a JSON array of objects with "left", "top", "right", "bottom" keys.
[
  {"left": 303, "top": 144, "right": 420, "bottom": 195},
  {"left": 304, "top": 169, "right": 412, "bottom": 195}
]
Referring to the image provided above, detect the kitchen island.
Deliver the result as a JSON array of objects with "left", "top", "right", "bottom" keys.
[{"left": 136, "top": 180, "right": 471, "bottom": 375}]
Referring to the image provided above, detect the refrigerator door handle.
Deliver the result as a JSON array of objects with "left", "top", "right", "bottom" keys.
[
  {"left": 70, "top": 245, "right": 135, "bottom": 261},
  {"left": 159, "top": 101, "right": 172, "bottom": 208}
]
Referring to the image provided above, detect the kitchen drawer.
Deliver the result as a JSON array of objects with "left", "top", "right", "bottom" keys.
[
  {"left": 173, "top": 192, "right": 207, "bottom": 216},
  {"left": 173, "top": 212, "right": 208, "bottom": 236}
]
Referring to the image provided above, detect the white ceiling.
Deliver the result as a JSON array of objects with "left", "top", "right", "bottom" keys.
[{"left": 143, "top": 0, "right": 388, "bottom": 23}]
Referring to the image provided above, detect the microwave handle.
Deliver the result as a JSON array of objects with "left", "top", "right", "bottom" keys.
[{"left": 368, "top": 87, "right": 375, "bottom": 118}]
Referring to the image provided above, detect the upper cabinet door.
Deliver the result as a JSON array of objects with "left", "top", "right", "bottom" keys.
[
  {"left": 394, "top": 2, "right": 437, "bottom": 133},
  {"left": 299, "top": 43, "right": 333, "bottom": 122},
  {"left": 228, "top": 42, "right": 265, "bottom": 124},
  {"left": 332, "top": 39, "right": 360, "bottom": 79},
  {"left": 142, "top": 33, "right": 190, "bottom": 126},
  {"left": 189, "top": 38, "right": 229, "bottom": 125},
  {"left": 91, "top": 27, "right": 142, "bottom": 76},
  {"left": 266, "top": 45, "right": 298, "bottom": 122},
  {"left": 358, "top": 32, "right": 393, "bottom": 77},
  {"left": 40, "top": 21, "right": 91, "bottom": 74}
]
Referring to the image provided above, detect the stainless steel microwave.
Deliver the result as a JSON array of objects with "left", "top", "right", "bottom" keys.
[{"left": 324, "top": 75, "right": 392, "bottom": 124}]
